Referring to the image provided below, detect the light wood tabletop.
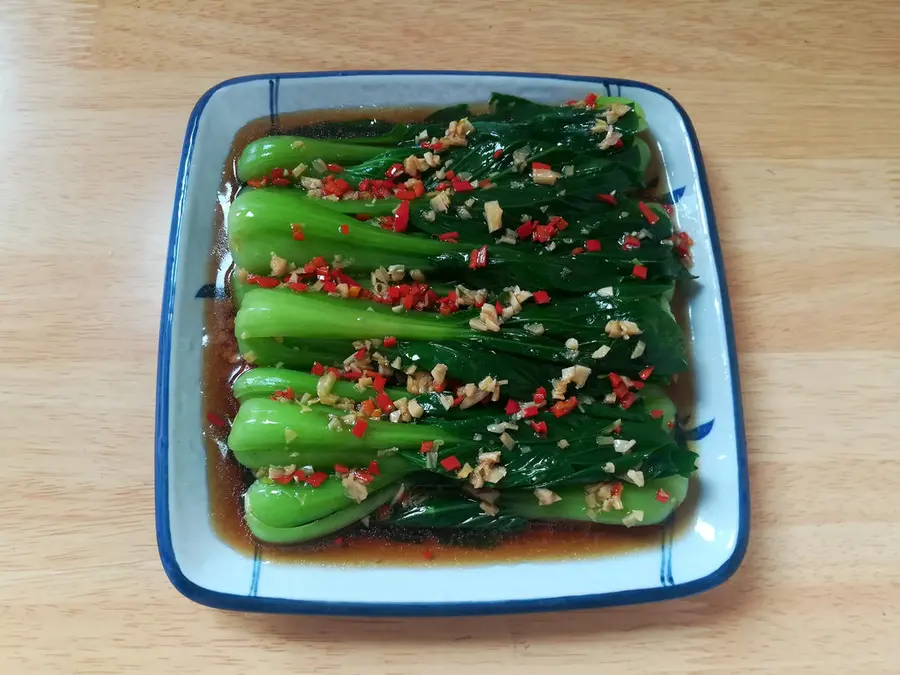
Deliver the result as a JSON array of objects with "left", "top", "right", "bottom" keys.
[{"left": 2, "top": 0, "right": 899, "bottom": 672}]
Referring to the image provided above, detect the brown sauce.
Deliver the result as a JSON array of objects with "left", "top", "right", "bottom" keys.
[{"left": 201, "top": 105, "right": 698, "bottom": 566}]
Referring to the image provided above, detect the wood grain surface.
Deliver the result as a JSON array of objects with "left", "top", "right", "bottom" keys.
[{"left": 1, "top": 1, "right": 898, "bottom": 672}]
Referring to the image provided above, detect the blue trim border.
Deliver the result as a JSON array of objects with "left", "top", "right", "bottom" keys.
[{"left": 155, "top": 70, "right": 749, "bottom": 616}]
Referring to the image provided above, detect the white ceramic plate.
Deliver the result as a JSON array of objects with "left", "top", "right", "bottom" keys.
[{"left": 155, "top": 71, "right": 749, "bottom": 615}]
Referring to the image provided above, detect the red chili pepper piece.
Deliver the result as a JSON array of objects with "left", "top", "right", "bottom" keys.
[
  {"left": 376, "top": 392, "right": 393, "bottom": 413},
  {"left": 413, "top": 181, "right": 425, "bottom": 198},
  {"left": 532, "top": 224, "right": 556, "bottom": 243},
  {"left": 322, "top": 280, "right": 337, "bottom": 293},
  {"left": 271, "top": 177, "right": 290, "bottom": 187},
  {"left": 206, "top": 412, "right": 226, "bottom": 427},
  {"left": 339, "top": 224, "right": 350, "bottom": 235},
  {"left": 395, "top": 189, "right": 416, "bottom": 200},
  {"left": 452, "top": 395, "right": 464, "bottom": 407},
  {"left": 272, "top": 475, "right": 292, "bottom": 484},
  {"left": 631, "top": 380, "right": 645, "bottom": 391},
  {"left": 610, "top": 482, "right": 623, "bottom": 497},
  {"left": 548, "top": 215, "right": 568, "bottom": 231},
  {"left": 650, "top": 409, "right": 664, "bottom": 419},
  {"left": 667, "top": 420, "right": 676, "bottom": 429},
  {"left": 373, "top": 375, "right": 386, "bottom": 392},
  {"left": 392, "top": 200, "right": 410, "bottom": 232},
  {"left": 438, "top": 231, "right": 459, "bottom": 242},
  {"left": 293, "top": 469, "right": 307, "bottom": 481},
  {"left": 586, "top": 239, "right": 602, "bottom": 252},
  {"left": 246, "top": 274, "right": 280, "bottom": 288},
  {"left": 451, "top": 177, "right": 475, "bottom": 192},
  {"left": 533, "top": 386, "right": 547, "bottom": 404},
  {"left": 440, "top": 456, "right": 462, "bottom": 471},
  {"left": 608, "top": 372, "right": 622, "bottom": 388},
  {"left": 386, "top": 163, "right": 404, "bottom": 180},
  {"left": 311, "top": 362, "right": 325, "bottom": 376},
  {"left": 354, "top": 469, "right": 375, "bottom": 484},
  {"left": 351, "top": 419, "right": 368, "bottom": 438},
  {"left": 516, "top": 220, "right": 535, "bottom": 239},
  {"left": 596, "top": 193, "right": 617, "bottom": 206},
  {"left": 353, "top": 348, "right": 367, "bottom": 360},
  {"left": 247, "top": 178, "right": 263, "bottom": 188},
  {"left": 468, "top": 245, "right": 488, "bottom": 269},
  {"left": 327, "top": 163, "right": 344, "bottom": 173},
  {"left": 523, "top": 406, "right": 539, "bottom": 419},
  {"left": 383, "top": 336, "right": 397, "bottom": 347},
  {"left": 334, "top": 464, "right": 350, "bottom": 474},
  {"left": 533, "top": 290, "right": 551, "bottom": 304},
  {"left": 549, "top": 396, "right": 578, "bottom": 418},
  {"left": 530, "top": 420, "right": 548, "bottom": 435},
  {"left": 620, "top": 392, "right": 637, "bottom": 409},
  {"left": 306, "top": 471, "right": 329, "bottom": 488},
  {"left": 584, "top": 92, "right": 598, "bottom": 108},
  {"left": 493, "top": 149, "right": 503, "bottom": 159},
  {"left": 343, "top": 371, "right": 362, "bottom": 380},
  {"left": 639, "top": 366, "right": 654, "bottom": 380},
  {"left": 269, "top": 387, "right": 295, "bottom": 401},
  {"left": 434, "top": 182, "right": 450, "bottom": 191},
  {"left": 368, "top": 460, "right": 380, "bottom": 476},
  {"left": 291, "top": 223, "right": 305, "bottom": 241},
  {"left": 505, "top": 399, "right": 520, "bottom": 415},
  {"left": 531, "top": 161, "right": 551, "bottom": 171},
  {"left": 571, "top": 247, "right": 585, "bottom": 255},
  {"left": 402, "top": 293, "right": 415, "bottom": 310},
  {"left": 632, "top": 264, "right": 648, "bottom": 279},
  {"left": 656, "top": 489, "right": 670, "bottom": 504},
  {"left": 622, "top": 235, "right": 642, "bottom": 251},
  {"left": 566, "top": 99, "right": 578, "bottom": 106},
  {"left": 639, "top": 202, "right": 660, "bottom": 225},
  {"left": 420, "top": 440, "right": 435, "bottom": 454},
  {"left": 445, "top": 170, "right": 456, "bottom": 179}
]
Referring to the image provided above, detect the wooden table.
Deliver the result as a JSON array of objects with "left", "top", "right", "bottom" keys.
[{"left": 3, "top": 1, "right": 898, "bottom": 672}]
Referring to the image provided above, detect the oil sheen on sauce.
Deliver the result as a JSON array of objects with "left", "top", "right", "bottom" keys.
[{"left": 202, "top": 105, "right": 697, "bottom": 566}]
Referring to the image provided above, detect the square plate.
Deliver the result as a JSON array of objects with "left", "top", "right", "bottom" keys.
[{"left": 155, "top": 70, "right": 749, "bottom": 615}]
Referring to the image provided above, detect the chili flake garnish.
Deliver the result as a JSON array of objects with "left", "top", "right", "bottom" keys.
[
  {"left": 383, "top": 336, "right": 397, "bottom": 347},
  {"left": 533, "top": 290, "right": 551, "bottom": 304},
  {"left": 386, "top": 163, "right": 404, "bottom": 180},
  {"left": 632, "top": 264, "right": 648, "bottom": 279},
  {"left": 572, "top": 247, "right": 585, "bottom": 255},
  {"left": 549, "top": 396, "right": 578, "bottom": 418},
  {"left": 373, "top": 375, "right": 387, "bottom": 392},
  {"left": 334, "top": 464, "right": 350, "bottom": 474},
  {"left": 452, "top": 177, "right": 475, "bottom": 192},
  {"left": 585, "top": 239, "right": 602, "bottom": 252},
  {"left": 311, "top": 362, "right": 325, "bottom": 376},
  {"left": 272, "top": 475, "right": 292, "bottom": 485},
  {"left": 392, "top": 200, "right": 410, "bottom": 232},
  {"left": 339, "top": 224, "right": 350, "bottom": 235},
  {"left": 639, "top": 366, "right": 654, "bottom": 380},
  {"left": 533, "top": 386, "right": 547, "bottom": 404},
  {"left": 516, "top": 220, "right": 535, "bottom": 239},
  {"left": 291, "top": 223, "right": 305, "bottom": 240},
  {"left": 622, "top": 235, "right": 641, "bottom": 250},
  {"left": 584, "top": 92, "right": 598, "bottom": 108},
  {"left": 656, "top": 489, "right": 670, "bottom": 504},
  {"left": 493, "top": 149, "right": 503, "bottom": 159},
  {"left": 247, "top": 274, "right": 280, "bottom": 288},
  {"left": 530, "top": 420, "right": 548, "bottom": 435},
  {"left": 639, "top": 202, "right": 660, "bottom": 225},
  {"left": 523, "top": 406, "right": 539, "bottom": 419},
  {"left": 438, "top": 231, "right": 460, "bottom": 242},
  {"left": 532, "top": 161, "right": 551, "bottom": 171},
  {"left": 505, "top": 399, "right": 520, "bottom": 415},
  {"left": 620, "top": 392, "right": 637, "bottom": 409},
  {"left": 468, "top": 245, "right": 488, "bottom": 269},
  {"left": 305, "top": 472, "right": 329, "bottom": 488},
  {"left": 596, "top": 193, "right": 617, "bottom": 206},
  {"left": 351, "top": 419, "right": 368, "bottom": 438},
  {"left": 368, "top": 460, "right": 380, "bottom": 476},
  {"left": 270, "top": 387, "right": 295, "bottom": 401},
  {"left": 206, "top": 412, "right": 226, "bottom": 427},
  {"left": 440, "top": 456, "right": 462, "bottom": 471},
  {"left": 420, "top": 440, "right": 435, "bottom": 454},
  {"left": 293, "top": 469, "right": 307, "bottom": 482},
  {"left": 354, "top": 347, "right": 367, "bottom": 360},
  {"left": 376, "top": 392, "right": 393, "bottom": 413},
  {"left": 326, "top": 163, "right": 344, "bottom": 173},
  {"left": 649, "top": 409, "right": 664, "bottom": 419}
]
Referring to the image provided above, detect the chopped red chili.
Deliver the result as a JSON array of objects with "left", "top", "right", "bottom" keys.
[
  {"left": 385, "top": 163, "right": 404, "bottom": 180},
  {"left": 532, "top": 224, "right": 556, "bottom": 243},
  {"left": 584, "top": 92, "right": 598, "bottom": 108},
  {"left": 533, "top": 386, "right": 547, "bottom": 404},
  {"left": 639, "top": 365, "right": 654, "bottom": 380},
  {"left": 327, "top": 163, "right": 344, "bottom": 173},
  {"left": 639, "top": 202, "right": 660, "bottom": 225},
  {"left": 516, "top": 220, "right": 535, "bottom": 239},
  {"left": 452, "top": 395, "right": 464, "bottom": 407},
  {"left": 608, "top": 372, "right": 622, "bottom": 387},
  {"left": 288, "top": 282, "right": 307, "bottom": 292},
  {"left": 395, "top": 189, "right": 416, "bottom": 200},
  {"left": 412, "top": 181, "right": 426, "bottom": 198},
  {"left": 596, "top": 193, "right": 617, "bottom": 206},
  {"left": 376, "top": 392, "right": 393, "bottom": 413},
  {"left": 505, "top": 399, "right": 520, "bottom": 415},
  {"left": 632, "top": 264, "right": 648, "bottom": 279},
  {"left": 334, "top": 464, "right": 349, "bottom": 474},
  {"left": 549, "top": 396, "right": 578, "bottom": 418},
  {"left": 311, "top": 362, "right": 325, "bottom": 376},
  {"left": 393, "top": 200, "right": 410, "bottom": 232},
  {"left": 523, "top": 406, "right": 539, "bottom": 419},
  {"left": 547, "top": 215, "right": 568, "bottom": 231},
  {"left": 272, "top": 475, "right": 292, "bottom": 484},
  {"left": 530, "top": 420, "right": 548, "bottom": 435},
  {"left": 586, "top": 239, "right": 602, "bottom": 252},
  {"left": 445, "top": 170, "right": 456, "bottom": 179},
  {"left": 656, "top": 489, "right": 670, "bottom": 504},
  {"left": 571, "top": 247, "right": 585, "bottom": 255},
  {"left": 293, "top": 469, "right": 307, "bottom": 481},
  {"left": 468, "top": 245, "right": 488, "bottom": 269},
  {"left": 620, "top": 392, "right": 637, "bottom": 409},
  {"left": 650, "top": 409, "right": 664, "bottom": 419},
  {"left": 270, "top": 387, "right": 295, "bottom": 401},
  {"left": 351, "top": 419, "right": 368, "bottom": 438},
  {"left": 493, "top": 149, "right": 503, "bottom": 159},
  {"left": 383, "top": 336, "right": 397, "bottom": 347},
  {"left": 622, "top": 235, "right": 642, "bottom": 250},
  {"left": 373, "top": 375, "right": 386, "bottom": 392},
  {"left": 247, "top": 274, "right": 280, "bottom": 288},
  {"left": 667, "top": 420, "right": 676, "bottom": 429},
  {"left": 610, "top": 482, "right": 623, "bottom": 497},
  {"left": 206, "top": 412, "right": 226, "bottom": 427},
  {"left": 368, "top": 460, "right": 380, "bottom": 476},
  {"left": 339, "top": 224, "right": 350, "bottom": 235},
  {"left": 440, "top": 456, "right": 462, "bottom": 471},
  {"left": 631, "top": 380, "right": 645, "bottom": 391},
  {"left": 533, "top": 290, "right": 551, "bottom": 304},
  {"left": 354, "top": 347, "right": 367, "bottom": 360},
  {"left": 420, "top": 440, "right": 435, "bottom": 454},
  {"left": 343, "top": 370, "right": 362, "bottom": 381},
  {"left": 271, "top": 177, "right": 290, "bottom": 187},
  {"left": 451, "top": 177, "right": 475, "bottom": 192},
  {"left": 531, "top": 161, "right": 551, "bottom": 171},
  {"left": 306, "top": 471, "right": 329, "bottom": 488},
  {"left": 247, "top": 178, "right": 264, "bottom": 188},
  {"left": 438, "top": 231, "right": 460, "bottom": 242}
]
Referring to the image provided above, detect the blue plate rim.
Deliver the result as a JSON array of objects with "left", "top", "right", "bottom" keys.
[{"left": 155, "top": 69, "right": 750, "bottom": 616}]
